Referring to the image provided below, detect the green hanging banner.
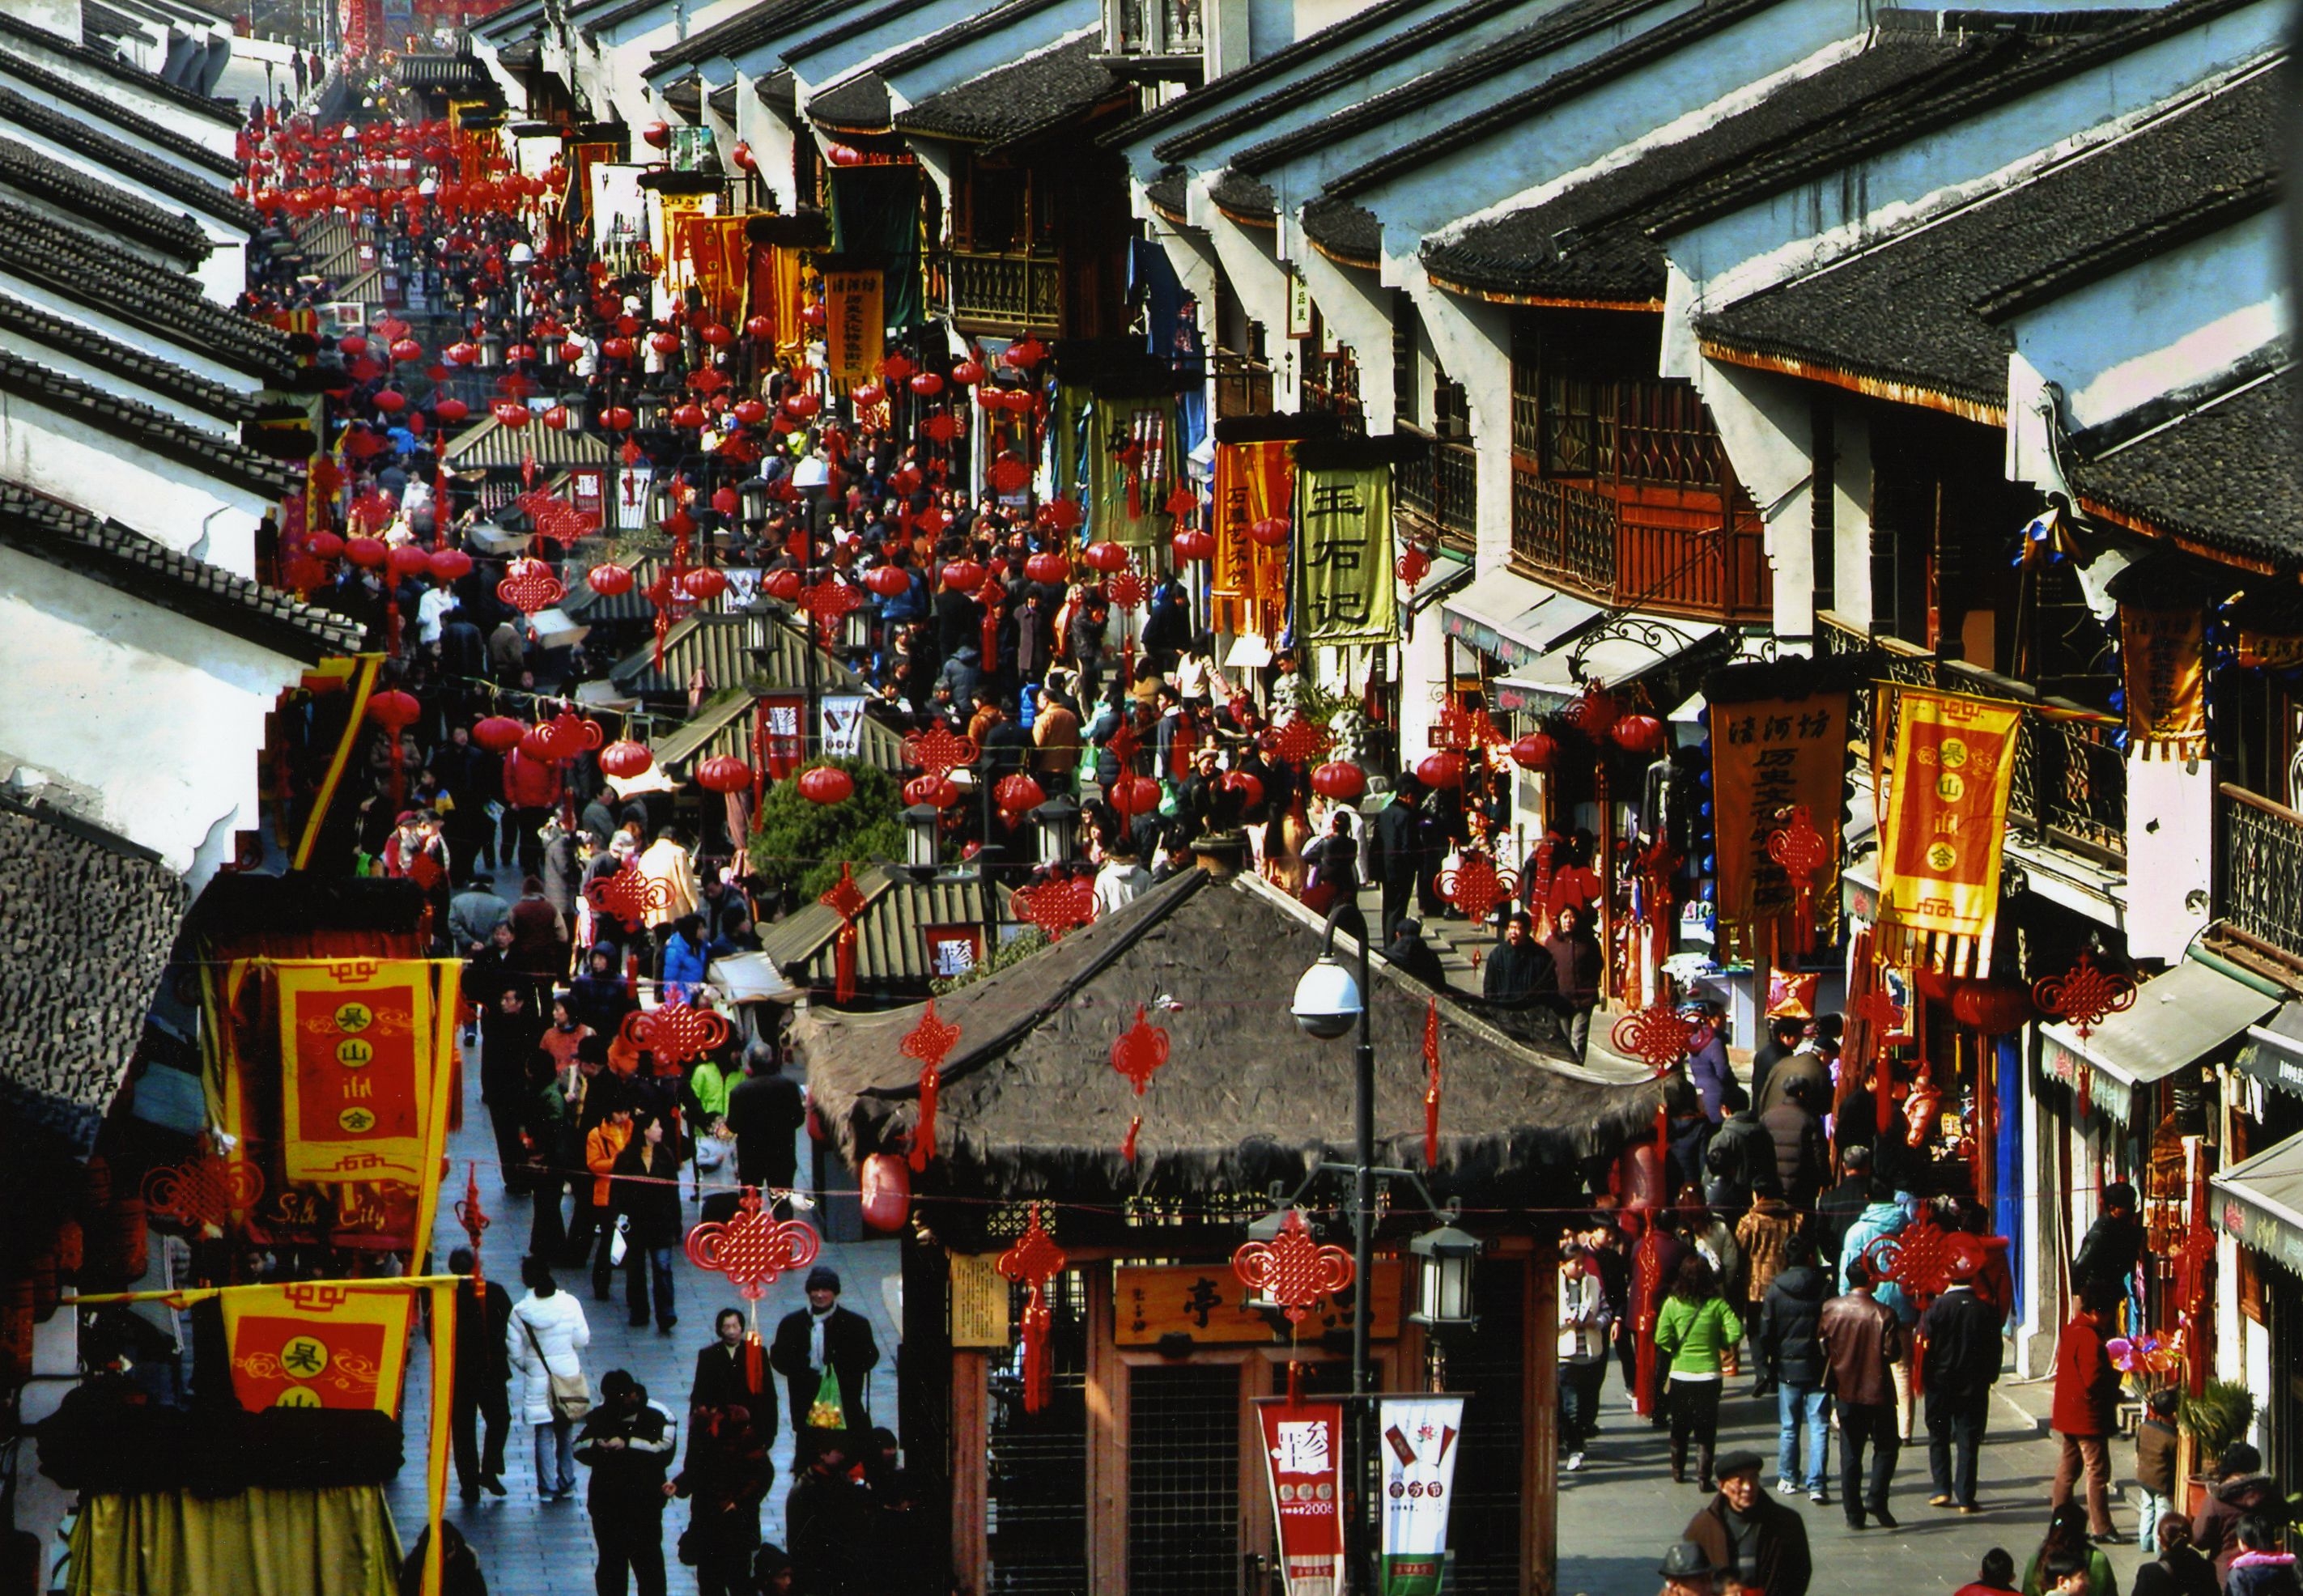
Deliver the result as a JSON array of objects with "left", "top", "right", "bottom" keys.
[
  {"left": 1294, "top": 460, "right": 1397, "bottom": 647},
  {"left": 1089, "top": 396, "right": 1179, "bottom": 547}
]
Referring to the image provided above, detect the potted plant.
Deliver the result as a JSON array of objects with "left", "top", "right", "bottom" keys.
[{"left": 2178, "top": 1379, "right": 2257, "bottom": 1517}]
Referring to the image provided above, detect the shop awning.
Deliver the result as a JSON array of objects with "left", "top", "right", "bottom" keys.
[
  {"left": 2237, "top": 1000, "right": 2303, "bottom": 1100},
  {"left": 1492, "top": 615, "right": 1721, "bottom": 716},
  {"left": 2040, "top": 957, "right": 2278, "bottom": 1123},
  {"left": 2214, "top": 1127, "right": 2303, "bottom": 1278},
  {"left": 1438, "top": 567, "right": 1602, "bottom": 669}
]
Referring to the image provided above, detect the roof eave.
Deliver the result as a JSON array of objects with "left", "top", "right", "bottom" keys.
[{"left": 1697, "top": 333, "right": 2006, "bottom": 426}]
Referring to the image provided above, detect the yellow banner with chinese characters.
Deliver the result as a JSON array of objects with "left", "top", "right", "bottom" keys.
[
  {"left": 271, "top": 958, "right": 457, "bottom": 1187},
  {"left": 220, "top": 1280, "right": 416, "bottom": 1414},
  {"left": 1294, "top": 461, "right": 1396, "bottom": 647},
  {"left": 1876, "top": 689, "right": 2023, "bottom": 974},
  {"left": 1212, "top": 440, "right": 1291, "bottom": 640},
  {"left": 692, "top": 215, "right": 750, "bottom": 322},
  {"left": 825, "top": 269, "right": 884, "bottom": 384},
  {"left": 2120, "top": 603, "right": 2207, "bottom": 761}
]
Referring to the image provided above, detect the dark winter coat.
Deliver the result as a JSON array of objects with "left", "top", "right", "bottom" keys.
[{"left": 1757, "top": 1263, "right": 1829, "bottom": 1387}]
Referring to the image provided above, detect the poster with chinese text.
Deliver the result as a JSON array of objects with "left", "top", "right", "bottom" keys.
[
  {"left": 272, "top": 958, "right": 453, "bottom": 1186},
  {"left": 1707, "top": 689, "right": 1846, "bottom": 961},
  {"left": 1295, "top": 461, "right": 1396, "bottom": 647},
  {"left": 825, "top": 270, "right": 884, "bottom": 386},
  {"left": 1377, "top": 1394, "right": 1464, "bottom": 1596},
  {"left": 1257, "top": 1398, "right": 1346, "bottom": 1596}
]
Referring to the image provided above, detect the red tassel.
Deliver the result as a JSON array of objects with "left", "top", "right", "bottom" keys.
[
  {"left": 1021, "top": 1284, "right": 1052, "bottom": 1413},
  {"left": 834, "top": 922, "right": 856, "bottom": 1005},
  {"left": 1122, "top": 1114, "right": 1141, "bottom": 1165},
  {"left": 910, "top": 1059, "right": 938, "bottom": 1172},
  {"left": 1422, "top": 997, "right": 1441, "bottom": 1171},
  {"left": 744, "top": 1330, "right": 764, "bottom": 1394},
  {"left": 653, "top": 612, "right": 670, "bottom": 671}
]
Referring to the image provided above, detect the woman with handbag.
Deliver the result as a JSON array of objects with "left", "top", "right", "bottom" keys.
[{"left": 508, "top": 1256, "right": 593, "bottom": 1501}]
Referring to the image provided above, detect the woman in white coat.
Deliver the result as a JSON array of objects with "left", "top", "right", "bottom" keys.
[{"left": 506, "top": 1255, "right": 591, "bottom": 1500}]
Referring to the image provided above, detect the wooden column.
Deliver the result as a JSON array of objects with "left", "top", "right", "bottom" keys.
[
  {"left": 1086, "top": 1264, "right": 1129, "bottom": 1596},
  {"left": 1523, "top": 1241, "right": 1561, "bottom": 1596},
  {"left": 950, "top": 1348, "right": 988, "bottom": 1594}
]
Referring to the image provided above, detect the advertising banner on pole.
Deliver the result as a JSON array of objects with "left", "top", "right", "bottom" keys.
[
  {"left": 825, "top": 270, "right": 884, "bottom": 386},
  {"left": 1876, "top": 688, "right": 2022, "bottom": 975},
  {"left": 1377, "top": 1394, "right": 1464, "bottom": 1596},
  {"left": 1256, "top": 1397, "right": 1346, "bottom": 1596}
]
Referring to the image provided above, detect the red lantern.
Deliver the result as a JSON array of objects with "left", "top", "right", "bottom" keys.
[
  {"left": 600, "top": 740, "right": 652, "bottom": 779},
  {"left": 372, "top": 388, "right": 407, "bottom": 413},
  {"left": 599, "top": 336, "right": 633, "bottom": 362},
  {"left": 745, "top": 314, "right": 773, "bottom": 341},
  {"left": 827, "top": 143, "right": 864, "bottom": 167},
  {"left": 601, "top": 405, "right": 636, "bottom": 431},
  {"left": 427, "top": 548, "right": 473, "bottom": 581},
  {"left": 344, "top": 534, "right": 389, "bottom": 568},
  {"left": 1171, "top": 528, "right": 1216, "bottom": 562},
  {"left": 680, "top": 567, "right": 730, "bottom": 603},
  {"left": 541, "top": 405, "right": 570, "bottom": 431},
  {"left": 389, "top": 337, "right": 422, "bottom": 363},
  {"left": 443, "top": 340, "right": 477, "bottom": 366},
  {"left": 859, "top": 1154, "right": 910, "bottom": 1234},
  {"left": 1110, "top": 775, "right": 1163, "bottom": 817},
  {"left": 1952, "top": 978, "right": 2034, "bottom": 1034},
  {"left": 731, "top": 142, "right": 758, "bottom": 172},
  {"left": 491, "top": 400, "right": 531, "bottom": 427},
  {"left": 950, "top": 359, "right": 984, "bottom": 386},
  {"left": 785, "top": 391, "right": 822, "bottom": 419},
  {"left": 732, "top": 398, "right": 767, "bottom": 426},
  {"left": 1247, "top": 516, "right": 1291, "bottom": 547},
  {"left": 695, "top": 754, "right": 752, "bottom": 793},
  {"left": 1221, "top": 770, "right": 1264, "bottom": 809},
  {"left": 1082, "top": 541, "right": 1128, "bottom": 575},
  {"left": 1416, "top": 752, "right": 1465, "bottom": 791},
  {"left": 763, "top": 568, "right": 803, "bottom": 603},
  {"left": 588, "top": 562, "right": 634, "bottom": 596},
  {"left": 700, "top": 323, "right": 734, "bottom": 348},
  {"left": 473, "top": 715, "right": 528, "bottom": 752},
  {"left": 797, "top": 766, "right": 855, "bottom": 805},
  {"left": 864, "top": 564, "right": 910, "bottom": 598},
  {"left": 367, "top": 688, "right": 420, "bottom": 732},
  {"left": 670, "top": 402, "right": 707, "bottom": 430},
  {"left": 1511, "top": 732, "right": 1557, "bottom": 771},
  {"left": 433, "top": 396, "right": 470, "bottom": 423},
  {"left": 642, "top": 121, "right": 672, "bottom": 149},
  {"left": 1566, "top": 686, "right": 1619, "bottom": 740},
  {"left": 1610, "top": 714, "right": 1667, "bottom": 754},
  {"left": 994, "top": 774, "right": 1046, "bottom": 816},
  {"left": 559, "top": 340, "right": 585, "bottom": 365},
  {"left": 942, "top": 559, "right": 986, "bottom": 592},
  {"left": 386, "top": 543, "right": 432, "bottom": 581},
  {"left": 1310, "top": 761, "right": 1365, "bottom": 800},
  {"left": 1023, "top": 551, "right": 1069, "bottom": 585}
]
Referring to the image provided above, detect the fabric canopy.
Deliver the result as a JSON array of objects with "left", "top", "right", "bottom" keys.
[
  {"left": 2215, "top": 1126, "right": 2303, "bottom": 1280},
  {"left": 1438, "top": 567, "right": 1601, "bottom": 669},
  {"left": 68, "top": 1484, "right": 402, "bottom": 1596},
  {"left": 2040, "top": 957, "right": 2277, "bottom": 1124},
  {"left": 2237, "top": 999, "right": 2303, "bottom": 1100},
  {"left": 1493, "top": 615, "right": 1720, "bottom": 715}
]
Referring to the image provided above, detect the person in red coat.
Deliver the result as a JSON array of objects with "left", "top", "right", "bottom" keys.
[
  {"left": 2050, "top": 1280, "right": 2124, "bottom": 1540},
  {"left": 500, "top": 745, "right": 564, "bottom": 878}
]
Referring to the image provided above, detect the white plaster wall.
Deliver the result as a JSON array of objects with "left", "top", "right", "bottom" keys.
[
  {"left": 0, "top": 272, "right": 263, "bottom": 397},
  {"left": 0, "top": 102, "right": 245, "bottom": 261},
  {"left": 1296, "top": 244, "right": 1395, "bottom": 434},
  {"left": 867, "top": 5, "right": 1104, "bottom": 104},
  {"left": 1665, "top": 10, "right": 2287, "bottom": 312},
  {"left": 2124, "top": 754, "right": 2213, "bottom": 961},
  {"left": 1829, "top": 400, "right": 1874, "bottom": 628},
  {"left": 0, "top": 395, "right": 265, "bottom": 575},
  {"left": 1680, "top": 354, "right": 1816, "bottom": 639},
  {"left": 0, "top": 546, "right": 304, "bottom": 882},
  {"left": 734, "top": 75, "right": 801, "bottom": 216},
  {"left": 782, "top": 0, "right": 992, "bottom": 92},
  {"left": 4, "top": 330, "right": 236, "bottom": 439},
  {"left": 1192, "top": 181, "right": 1297, "bottom": 411},
  {"left": 2007, "top": 206, "right": 2289, "bottom": 435},
  {"left": 0, "top": 38, "right": 239, "bottom": 159},
  {"left": 1394, "top": 260, "right": 1510, "bottom": 570}
]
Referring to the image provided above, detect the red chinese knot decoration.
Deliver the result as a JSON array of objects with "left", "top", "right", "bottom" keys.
[
  {"left": 2033, "top": 952, "right": 2136, "bottom": 1043},
  {"left": 1233, "top": 1208, "right": 1355, "bottom": 1327},
  {"left": 685, "top": 1186, "right": 823, "bottom": 1302},
  {"left": 1009, "top": 876, "right": 1098, "bottom": 941},
  {"left": 142, "top": 1151, "right": 264, "bottom": 1232},
  {"left": 1111, "top": 1004, "right": 1171, "bottom": 1165},
  {"left": 1764, "top": 804, "right": 1831, "bottom": 957},
  {"left": 901, "top": 998, "right": 961, "bottom": 1173},
  {"left": 901, "top": 723, "right": 979, "bottom": 780},
  {"left": 1437, "top": 850, "right": 1519, "bottom": 925},
  {"left": 799, "top": 578, "right": 863, "bottom": 649},
  {"left": 998, "top": 1203, "right": 1068, "bottom": 1414},
  {"left": 497, "top": 557, "right": 566, "bottom": 613},
  {"left": 1610, "top": 1003, "right": 1700, "bottom": 1076},
  {"left": 620, "top": 996, "right": 729, "bottom": 1068},
  {"left": 584, "top": 862, "right": 672, "bottom": 927},
  {"left": 1859, "top": 1210, "right": 1993, "bottom": 1314}
]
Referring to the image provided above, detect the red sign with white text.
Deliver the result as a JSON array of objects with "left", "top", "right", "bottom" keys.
[{"left": 1257, "top": 1399, "right": 1345, "bottom": 1596}]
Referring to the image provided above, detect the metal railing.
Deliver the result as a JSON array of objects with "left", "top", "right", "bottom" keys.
[
  {"left": 1817, "top": 612, "right": 2127, "bottom": 861},
  {"left": 936, "top": 251, "right": 1063, "bottom": 333},
  {"left": 2220, "top": 783, "right": 2303, "bottom": 969},
  {"left": 1115, "top": 0, "right": 1205, "bottom": 54}
]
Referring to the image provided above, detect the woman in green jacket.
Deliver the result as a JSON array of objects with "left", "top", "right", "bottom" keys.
[{"left": 1653, "top": 1253, "right": 1742, "bottom": 1489}]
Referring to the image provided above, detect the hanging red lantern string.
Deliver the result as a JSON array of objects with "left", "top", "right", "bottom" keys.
[
  {"left": 1422, "top": 997, "right": 1443, "bottom": 1171},
  {"left": 1763, "top": 804, "right": 1830, "bottom": 957},
  {"left": 899, "top": 998, "right": 962, "bottom": 1174},
  {"left": 818, "top": 862, "right": 869, "bottom": 1004},
  {"left": 1110, "top": 1004, "right": 1171, "bottom": 1165},
  {"left": 997, "top": 1203, "right": 1068, "bottom": 1415},
  {"left": 366, "top": 687, "right": 421, "bottom": 811}
]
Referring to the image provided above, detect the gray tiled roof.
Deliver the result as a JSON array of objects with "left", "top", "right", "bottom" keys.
[
  {"left": 0, "top": 70, "right": 253, "bottom": 226},
  {"left": 894, "top": 36, "right": 1119, "bottom": 147},
  {"left": 1300, "top": 195, "right": 1380, "bottom": 263},
  {"left": 0, "top": 800, "right": 185, "bottom": 1145},
  {"left": 1696, "top": 66, "right": 2280, "bottom": 414},
  {"left": 1419, "top": 28, "right": 1985, "bottom": 302},
  {"left": 0, "top": 477, "right": 364, "bottom": 658},
  {"left": 645, "top": 0, "right": 842, "bottom": 76},
  {"left": 443, "top": 410, "right": 616, "bottom": 470},
  {"left": 0, "top": 193, "right": 291, "bottom": 380},
  {"left": 0, "top": 347, "right": 291, "bottom": 499},
  {"left": 758, "top": 862, "right": 989, "bottom": 993},
  {"left": 0, "top": 291, "right": 257, "bottom": 424},
  {"left": 0, "top": 9, "right": 239, "bottom": 125},
  {"left": 2071, "top": 365, "right": 2302, "bottom": 566},
  {"left": 0, "top": 128, "right": 210, "bottom": 262},
  {"left": 807, "top": 71, "right": 891, "bottom": 133}
]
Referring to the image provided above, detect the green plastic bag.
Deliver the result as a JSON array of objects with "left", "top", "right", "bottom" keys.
[{"left": 806, "top": 1366, "right": 847, "bottom": 1431}]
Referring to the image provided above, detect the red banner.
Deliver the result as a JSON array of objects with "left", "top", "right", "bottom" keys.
[
  {"left": 1257, "top": 1399, "right": 1346, "bottom": 1596},
  {"left": 220, "top": 1281, "right": 415, "bottom": 1414},
  {"left": 1707, "top": 690, "right": 1846, "bottom": 961},
  {"left": 758, "top": 694, "right": 805, "bottom": 779}
]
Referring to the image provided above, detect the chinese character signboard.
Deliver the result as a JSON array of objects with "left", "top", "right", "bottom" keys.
[
  {"left": 616, "top": 460, "right": 652, "bottom": 531},
  {"left": 1212, "top": 439, "right": 1292, "bottom": 640},
  {"left": 922, "top": 924, "right": 984, "bottom": 981},
  {"left": 1377, "top": 1394, "right": 1464, "bottom": 1596},
  {"left": 1877, "top": 689, "right": 2022, "bottom": 974},
  {"left": 825, "top": 270, "right": 884, "bottom": 386},
  {"left": 949, "top": 1254, "right": 1012, "bottom": 1347},
  {"left": 273, "top": 958, "right": 455, "bottom": 1186},
  {"left": 220, "top": 1281, "right": 416, "bottom": 1414},
  {"left": 2120, "top": 603, "right": 2206, "bottom": 762},
  {"left": 1707, "top": 683, "right": 1846, "bottom": 961},
  {"left": 1294, "top": 461, "right": 1396, "bottom": 647},
  {"left": 758, "top": 694, "right": 805, "bottom": 779},
  {"left": 1114, "top": 1261, "right": 1401, "bottom": 1344},
  {"left": 820, "top": 694, "right": 869, "bottom": 759},
  {"left": 1257, "top": 1398, "right": 1346, "bottom": 1596}
]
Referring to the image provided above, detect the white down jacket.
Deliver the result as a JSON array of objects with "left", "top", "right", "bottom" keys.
[{"left": 506, "top": 1287, "right": 591, "bottom": 1426}]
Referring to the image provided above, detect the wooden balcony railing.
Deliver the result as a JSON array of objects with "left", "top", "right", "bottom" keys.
[
  {"left": 1396, "top": 428, "right": 1477, "bottom": 555},
  {"left": 1817, "top": 611, "right": 2127, "bottom": 862},
  {"left": 1212, "top": 350, "right": 1271, "bottom": 419},
  {"left": 2219, "top": 783, "right": 2303, "bottom": 970},
  {"left": 933, "top": 251, "right": 1061, "bottom": 333},
  {"left": 1509, "top": 465, "right": 1771, "bottom": 621}
]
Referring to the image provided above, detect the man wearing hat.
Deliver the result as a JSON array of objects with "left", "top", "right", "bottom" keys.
[
  {"left": 769, "top": 1267, "right": 881, "bottom": 1467},
  {"left": 1681, "top": 1450, "right": 1812, "bottom": 1596},
  {"left": 1921, "top": 1243, "right": 2004, "bottom": 1513},
  {"left": 1657, "top": 1539, "right": 1726, "bottom": 1596}
]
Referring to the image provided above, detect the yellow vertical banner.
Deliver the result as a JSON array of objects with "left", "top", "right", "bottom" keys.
[
  {"left": 423, "top": 1281, "right": 457, "bottom": 1596},
  {"left": 2120, "top": 603, "right": 2207, "bottom": 761},
  {"left": 1876, "top": 689, "right": 2023, "bottom": 974},
  {"left": 1212, "top": 440, "right": 1294, "bottom": 639},
  {"left": 825, "top": 269, "right": 884, "bottom": 384},
  {"left": 273, "top": 958, "right": 445, "bottom": 1185},
  {"left": 1294, "top": 461, "right": 1397, "bottom": 646}
]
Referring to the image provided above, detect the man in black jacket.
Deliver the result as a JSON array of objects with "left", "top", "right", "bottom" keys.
[
  {"left": 693, "top": 1306, "right": 777, "bottom": 1429},
  {"left": 724, "top": 1043, "right": 806, "bottom": 1197},
  {"left": 1812, "top": 1144, "right": 1872, "bottom": 1267},
  {"left": 445, "top": 1247, "right": 512, "bottom": 1503},
  {"left": 769, "top": 1267, "right": 880, "bottom": 1467},
  {"left": 1381, "top": 917, "right": 1449, "bottom": 991},
  {"left": 1681, "top": 1451, "right": 1812, "bottom": 1596},
  {"left": 576, "top": 1371, "right": 678, "bottom": 1596},
  {"left": 1481, "top": 914, "right": 1554, "bottom": 1008},
  {"left": 1367, "top": 775, "right": 1426, "bottom": 942},
  {"left": 1757, "top": 1237, "right": 1831, "bottom": 1503},
  {"left": 1920, "top": 1254, "right": 2003, "bottom": 1512},
  {"left": 2071, "top": 1181, "right": 2144, "bottom": 1294}
]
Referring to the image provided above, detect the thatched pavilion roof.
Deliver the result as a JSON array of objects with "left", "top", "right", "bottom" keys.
[{"left": 791, "top": 870, "right": 1673, "bottom": 1218}]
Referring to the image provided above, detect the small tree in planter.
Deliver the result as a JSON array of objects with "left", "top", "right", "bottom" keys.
[{"left": 2178, "top": 1379, "right": 2258, "bottom": 1513}]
